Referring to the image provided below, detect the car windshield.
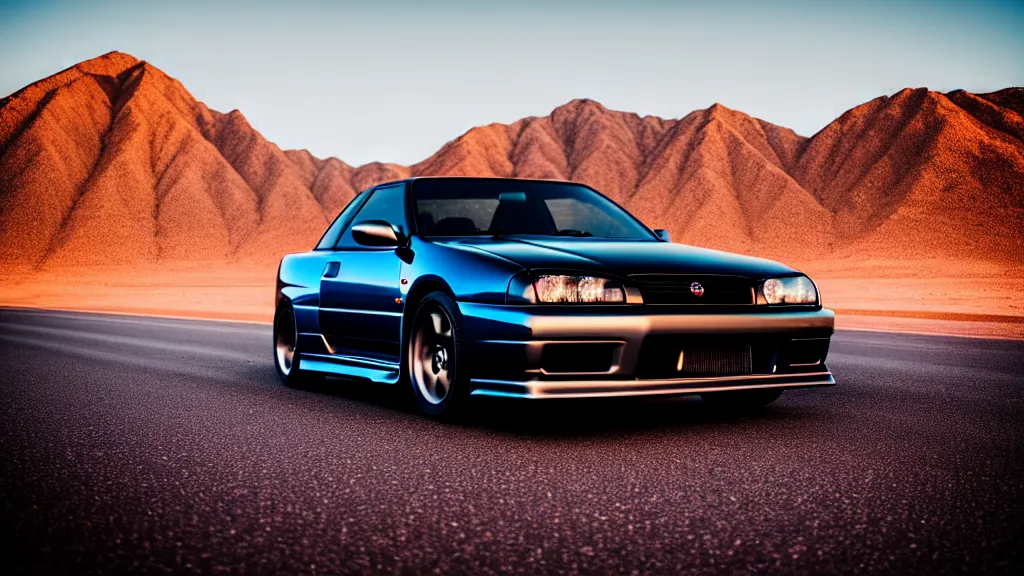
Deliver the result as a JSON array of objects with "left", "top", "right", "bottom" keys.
[{"left": 413, "top": 179, "right": 656, "bottom": 240}]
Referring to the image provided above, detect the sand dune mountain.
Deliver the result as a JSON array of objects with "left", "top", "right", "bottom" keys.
[
  {"left": 1, "top": 51, "right": 1022, "bottom": 274},
  {"left": 792, "top": 88, "right": 1024, "bottom": 262},
  {"left": 0, "top": 52, "right": 406, "bottom": 271},
  {"left": 411, "top": 93, "right": 1022, "bottom": 263}
]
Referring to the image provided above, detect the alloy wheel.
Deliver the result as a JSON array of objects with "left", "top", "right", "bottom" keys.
[
  {"left": 275, "top": 307, "right": 296, "bottom": 377},
  {"left": 410, "top": 305, "right": 455, "bottom": 405}
]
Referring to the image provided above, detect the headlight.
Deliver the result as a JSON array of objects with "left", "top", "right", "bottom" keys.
[
  {"left": 507, "top": 274, "right": 625, "bottom": 304},
  {"left": 762, "top": 275, "right": 818, "bottom": 305}
]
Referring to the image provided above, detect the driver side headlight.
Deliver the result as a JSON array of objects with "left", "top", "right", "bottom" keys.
[
  {"left": 762, "top": 275, "right": 818, "bottom": 305},
  {"left": 507, "top": 274, "right": 625, "bottom": 304}
]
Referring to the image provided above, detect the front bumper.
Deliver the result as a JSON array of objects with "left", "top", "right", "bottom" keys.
[{"left": 459, "top": 303, "right": 836, "bottom": 399}]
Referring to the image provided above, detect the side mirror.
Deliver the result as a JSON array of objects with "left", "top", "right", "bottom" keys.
[
  {"left": 352, "top": 220, "right": 406, "bottom": 248},
  {"left": 654, "top": 229, "right": 671, "bottom": 242}
]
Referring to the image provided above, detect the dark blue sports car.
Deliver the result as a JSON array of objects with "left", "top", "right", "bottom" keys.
[{"left": 274, "top": 177, "right": 834, "bottom": 417}]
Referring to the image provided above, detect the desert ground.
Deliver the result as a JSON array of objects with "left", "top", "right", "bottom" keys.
[{"left": 2, "top": 258, "right": 1021, "bottom": 339}]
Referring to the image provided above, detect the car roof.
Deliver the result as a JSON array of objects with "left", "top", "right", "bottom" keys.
[{"left": 369, "top": 176, "right": 586, "bottom": 189}]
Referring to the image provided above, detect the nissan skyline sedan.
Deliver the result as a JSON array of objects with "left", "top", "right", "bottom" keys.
[{"left": 274, "top": 177, "right": 835, "bottom": 418}]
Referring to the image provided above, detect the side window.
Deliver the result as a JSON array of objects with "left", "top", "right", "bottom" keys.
[
  {"left": 417, "top": 198, "right": 499, "bottom": 235},
  {"left": 314, "top": 191, "right": 369, "bottom": 250},
  {"left": 336, "top": 184, "right": 408, "bottom": 249}
]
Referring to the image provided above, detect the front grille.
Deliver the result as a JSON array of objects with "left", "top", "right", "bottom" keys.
[
  {"left": 636, "top": 336, "right": 758, "bottom": 379},
  {"left": 629, "top": 274, "right": 755, "bottom": 305},
  {"left": 677, "top": 345, "right": 752, "bottom": 376}
]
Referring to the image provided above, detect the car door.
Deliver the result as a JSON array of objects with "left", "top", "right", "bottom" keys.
[{"left": 319, "top": 183, "right": 408, "bottom": 362}]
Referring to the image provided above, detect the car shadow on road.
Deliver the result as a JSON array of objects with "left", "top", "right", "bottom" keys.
[
  {"left": 291, "top": 371, "right": 821, "bottom": 439},
  {"left": 465, "top": 396, "right": 820, "bottom": 438}
]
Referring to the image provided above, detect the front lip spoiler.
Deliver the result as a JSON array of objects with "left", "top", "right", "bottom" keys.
[{"left": 470, "top": 371, "right": 836, "bottom": 399}]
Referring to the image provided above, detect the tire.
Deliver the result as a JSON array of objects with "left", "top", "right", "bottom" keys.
[
  {"left": 406, "top": 291, "right": 471, "bottom": 419},
  {"left": 701, "top": 389, "right": 782, "bottom": 410},
  {"left": 273, "top": 302, "right": 322, "bottom": 388}
]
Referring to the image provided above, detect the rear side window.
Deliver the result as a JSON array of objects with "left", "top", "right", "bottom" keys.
[
  {"left": 315, "top": 191, "right": 369, "bottom": 250},
  {"left": 335, "top": 184, "right": 409, "bottom": 249}
]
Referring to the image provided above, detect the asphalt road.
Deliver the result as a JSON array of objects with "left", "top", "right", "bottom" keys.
[{"left": 0, "top": 308, "right": 1021, "bottom": 575}]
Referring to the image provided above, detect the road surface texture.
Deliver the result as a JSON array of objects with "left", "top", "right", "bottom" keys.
[{"left": 1, "top": 308, "right": 1021, "bottom": 574}]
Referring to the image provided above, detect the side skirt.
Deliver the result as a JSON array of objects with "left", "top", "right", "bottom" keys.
[
  {"left": 296, "top": 332, "right": 401, "bottom": 384},
  {"left": 299, "top": 353, "right": 401, "bottom": 384}
]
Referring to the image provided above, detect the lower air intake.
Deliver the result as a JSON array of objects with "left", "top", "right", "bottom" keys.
[
  {"left": 636, "top": 336, "right": 756, "bottom": 379},
  {"left": 678, "top": 345, "right": 753, "bottom": 377}
]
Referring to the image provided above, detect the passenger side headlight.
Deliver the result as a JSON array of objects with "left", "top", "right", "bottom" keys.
[
  {"left": 507, "top": 274, "right": 625, "bottom": 304},
  {"left": 762, "top": 275, "right": 818, "bottom": 305}
]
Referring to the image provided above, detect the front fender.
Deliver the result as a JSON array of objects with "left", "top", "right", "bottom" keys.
[{"left": 401, "top": 238, "right": 523, "bottom": 304}]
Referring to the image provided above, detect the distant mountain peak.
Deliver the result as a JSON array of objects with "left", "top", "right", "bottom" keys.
[{"left": 1, "top": 52, "right": 1021, "bottom": 272}]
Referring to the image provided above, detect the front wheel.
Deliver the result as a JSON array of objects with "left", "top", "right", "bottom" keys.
[
  {"left": 274, "top": 302, "right": 322, "bottom": 388},
  {"left": 407, "top": 292, "right": 470, "bottom": 419},
  {"left": 701, "top": 389, "right": 782, "bottom": 410}
]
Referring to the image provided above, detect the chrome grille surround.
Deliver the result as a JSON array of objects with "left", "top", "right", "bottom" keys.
[{"left": 628, "top": 274, "right": 756, "bottom": 305}]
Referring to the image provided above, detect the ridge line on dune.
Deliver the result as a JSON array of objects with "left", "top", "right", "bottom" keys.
[
  {"left": 948, "top": 93, "right": 1024, "bottom": 150},
  {"left": 0, "top": 87, "right": 61, "bottom": 159},
  {"left": 0, "top": 52, "right": 139, "bottom": 146},
  {"left": 830, "top": 92, "right": 931, "bottom": 230},
  {"left": 629, "top": 115, "right": 686, "bottom": 200},
  {"left": 31, "top": 68, "right": 143, "bottom": 269},
  {"left": 797, "top": 91, "right": 899, "bottom": 191}
]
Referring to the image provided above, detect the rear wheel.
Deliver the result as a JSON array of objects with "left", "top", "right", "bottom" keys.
[
  {"left": 407, "top": 292, "right": 470, "bottom": 419},
  {"left": 274, "top": 302, "right": 322, "bottom": 388},
  {"left": 701, "top": 389, "right": 782, "bottom": 410}
]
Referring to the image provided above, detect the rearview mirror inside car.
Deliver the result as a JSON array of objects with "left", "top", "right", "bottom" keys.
[{"left": 498, "top": 191, "right": 527, "bottom": 203}]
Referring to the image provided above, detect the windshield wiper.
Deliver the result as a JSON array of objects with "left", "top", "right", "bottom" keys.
[{"left": 554, "top": 229, "right": 593, "bottom": 237}]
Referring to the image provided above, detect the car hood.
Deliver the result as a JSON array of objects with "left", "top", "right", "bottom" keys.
[{"left": 437, "top": 237, "right": 798, "bottom": 278}]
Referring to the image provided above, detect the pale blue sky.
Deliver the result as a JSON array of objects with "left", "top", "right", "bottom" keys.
[{"left": 2, "top": 0, "right": 1022, "bottom": 165}]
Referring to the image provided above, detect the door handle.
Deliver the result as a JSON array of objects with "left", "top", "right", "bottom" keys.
[{"left": 323, "top": 261, "right": 340, "bottom": 278}]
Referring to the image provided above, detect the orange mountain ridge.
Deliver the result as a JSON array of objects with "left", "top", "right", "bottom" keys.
[{"left": 1, "top": 52, "right": 1022, "bottom": 275}]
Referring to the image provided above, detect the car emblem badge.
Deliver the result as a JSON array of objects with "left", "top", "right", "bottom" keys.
[{"left": 690, "top": 282, "right": 704, "bottom": 297}]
